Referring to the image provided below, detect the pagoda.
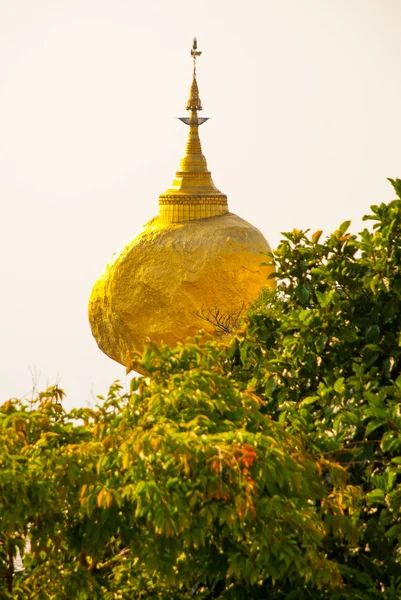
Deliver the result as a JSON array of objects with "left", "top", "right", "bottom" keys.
[{"left": 88, "top": 39, "right": 274, "bottom": 368}]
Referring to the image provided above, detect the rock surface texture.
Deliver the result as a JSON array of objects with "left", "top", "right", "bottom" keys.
[{"left": 89, "top": 213, "right": 273, "bottom": 366}]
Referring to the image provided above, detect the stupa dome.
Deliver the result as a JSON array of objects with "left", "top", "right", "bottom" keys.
[{"left": 89, "top": 39, "right": 274, "bottom": 368}]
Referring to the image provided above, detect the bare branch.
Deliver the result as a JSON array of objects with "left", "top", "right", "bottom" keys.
[{"left": 195, "top": 302, "right": 245, "bottom": 337}]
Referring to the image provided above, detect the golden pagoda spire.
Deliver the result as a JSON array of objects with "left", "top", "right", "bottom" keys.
[{"left": 159, "top": 38, "right": 228, "bottom": 223}]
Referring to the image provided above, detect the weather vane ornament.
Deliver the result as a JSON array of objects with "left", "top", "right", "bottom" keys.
[
  {"left": 179, "top": 38, "right": 208, "bottom": 126},
  {"left": 191, "top": 37, "right": 202, "bottom": 75},
  {"left": 88, "top": 38, "right": 274, "bottom": 372}
]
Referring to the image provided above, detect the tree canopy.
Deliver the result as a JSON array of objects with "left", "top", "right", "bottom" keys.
[{"left": 2, "top": 179, "right": 401, "bottom": 599}]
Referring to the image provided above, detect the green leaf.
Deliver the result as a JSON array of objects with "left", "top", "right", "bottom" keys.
[
  {"left": 365, "top": 325, "right": 380, "bottom": 344},
  {"left": 366, "top": 489, "right": 386, "bottom": 504},
  {"left": 388, "top": 177, "right": 401, "bottom": 200},
  {"left": 366, "top": 419, "right": 386, "bottom": 437},
  {"left": 333, "top": 377, "right": 345, "bottom": 393},
  {"left": 339, "top": 220, "right": 352, "bottom": 233},
  {"left": 365, "top": 343, "right": 382, "bottom": 352},
  {"left": 315, "top": 334, "right": 328, "bottom": 354},
  {"left": 295, "top": 284, "right": 310, "bottom": 305},
  {"left": 300, "top": 396, "right": 319, "bottom": 407}
]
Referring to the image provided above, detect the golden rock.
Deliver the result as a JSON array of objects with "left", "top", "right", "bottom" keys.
[{"left": 89, "top": 39, "right": 274, "bottom": 368}]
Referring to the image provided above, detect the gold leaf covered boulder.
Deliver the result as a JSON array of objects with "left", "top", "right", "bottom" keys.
[{"left": 89, "top": 39, "right": 274, "bottom": 367}]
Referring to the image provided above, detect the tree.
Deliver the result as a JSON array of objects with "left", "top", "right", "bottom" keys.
[
  {"left": 2, "top": 178, "right": 401, "bottom": 599},
  {"left": 228, "top": 178, "right": 401, "bottom": 598},
  {"left": 0, "top": 357, "right": 357, "bottom": 598}
]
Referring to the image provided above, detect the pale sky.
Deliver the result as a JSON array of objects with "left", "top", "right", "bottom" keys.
[{"left": 1, "top": 0, "right": 401, "bottom": 408}]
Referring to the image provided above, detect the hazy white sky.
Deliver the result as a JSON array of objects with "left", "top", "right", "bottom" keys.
[{"left": 1, "top": 0, "right": 401, "bottom": 408}]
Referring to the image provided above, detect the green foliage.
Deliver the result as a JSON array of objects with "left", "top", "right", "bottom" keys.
[
  {"left": 229, "top": 178, "right": 401, "bottom": 598},
  {"left": 0, "top": 365, "right": 355, "bottom": 598},
  {"left": 2, "top": 178, "right": 401, "bottom": 598}
]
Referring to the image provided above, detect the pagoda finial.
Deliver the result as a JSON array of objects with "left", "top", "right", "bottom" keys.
[
  {"left": 186, "top": 38, "right": 203, "bottom": 115},
  {"left": 179, "top": 38, "right": 207, "bottom": 125},
  {"left": 158, "top": 38, "right": 228, "bottom": 223},
  {"left": 191, "top": 37, "right": 202, "bottom": 76}
]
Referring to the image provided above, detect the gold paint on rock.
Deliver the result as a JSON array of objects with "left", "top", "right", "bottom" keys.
[
  {"left": 89, "top": 213, "right": 273, "bottom": 367},
  {"left": 88, "top": 39, "right": 275, "bottom": 368}
]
